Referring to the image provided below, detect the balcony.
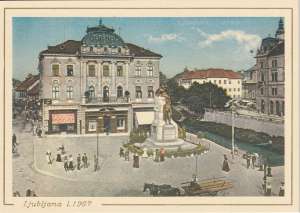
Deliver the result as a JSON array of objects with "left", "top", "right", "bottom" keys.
[{"left": 83, "top": 96, "right": 129, "bottom": 105}]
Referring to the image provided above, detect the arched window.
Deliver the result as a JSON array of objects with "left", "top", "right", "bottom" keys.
[
  {"left": 89, "top": 86, "right": 95, "bottom": 98},
  {"left": 103, "top": 86, "right": 109, "bottom": 102},
  {"left": 276, "top": 101, "right": 280, "bottom": 116},
  {"left": 52, "top": 84, "right": 60, "bottom": 99},
  {"left": 270, "top": 101, "right": 274, "bottom": 114},
  {"left": 67, "top": 86, "right": 73, "bottom": 99},
  {"left": 117, "top": 86, "right": 123, "bottom": 98},
  {"left": 282, "top": 101, "right": 285, "bottom": 116},
  {"left": 261, "top": 100, "right": 265, "bottom": 113}
]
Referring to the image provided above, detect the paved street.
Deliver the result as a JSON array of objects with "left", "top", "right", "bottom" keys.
[{"left": 12, "top": 113, "right": 284, "bottom": 197}]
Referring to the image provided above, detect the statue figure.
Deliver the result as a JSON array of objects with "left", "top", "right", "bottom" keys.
[{"left": 155, "top": 87, "right": 172, "bottom": 124}]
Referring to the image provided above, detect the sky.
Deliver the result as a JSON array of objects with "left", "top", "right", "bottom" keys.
[{"left": 13, "top": 17, "right": 281, "bottom": 80}]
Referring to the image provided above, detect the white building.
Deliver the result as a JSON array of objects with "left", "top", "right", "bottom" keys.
[{"left": 177, "top": 68, "right": 242, "bottom": 98}]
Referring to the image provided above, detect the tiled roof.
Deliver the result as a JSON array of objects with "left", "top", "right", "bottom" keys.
[
  {"left": 40, "top": 40, "right": 81, "bottom": 55},
  {"left": 40, "top": 40, "right": 162, "bottom": 58},
  {"left": 27, "top": 82, "right": 40, "bottom": 96},
  {"left": 125, "top": 43, "right": 162, "bottom": 58},
  {"left": 15, "top": 74, "right": 40, "bottom": 92},
  {"left": 180, "top": 68, "right": 242, "bottom": 80},
  {"left": 268, "top": 41, "right": 284, "bottom": 56}
]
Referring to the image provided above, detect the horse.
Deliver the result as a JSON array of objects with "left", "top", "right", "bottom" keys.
[{"left": 143, "top": 183, "right": 180, "bottom": 196}]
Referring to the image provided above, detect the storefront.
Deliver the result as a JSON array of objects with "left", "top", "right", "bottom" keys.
[
  {"left": 48, "top": 110, "right": 77, "bottom": 134},
  {"left": 85, "top": 108, "right": 128, "bottom": 134}
]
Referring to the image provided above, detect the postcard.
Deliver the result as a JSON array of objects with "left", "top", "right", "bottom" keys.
[{"left": 0, "top": 0, "right": 299, "bottom": 212}]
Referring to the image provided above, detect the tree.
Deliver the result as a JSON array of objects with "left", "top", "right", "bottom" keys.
[
  {"left": 183, "top": 82, "right": 230, "bottom": 110},
  {"left": 183, "top": 96, "right": 205, "bottom": 114},
  {"left": 166, "top": 78, "right": 187, "bottom": 103},
  {"left": 159, "top": 71, "right": 168, "bottom": 87}
]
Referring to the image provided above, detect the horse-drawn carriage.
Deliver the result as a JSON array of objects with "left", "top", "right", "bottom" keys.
[
  {"left": 180, "top": 177, "right": 233, "bottom": 196},
  {"left": 143, "top": 177, "right": 233, "bottom": 196}
]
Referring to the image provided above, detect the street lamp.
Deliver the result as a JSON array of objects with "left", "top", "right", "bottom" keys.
[
  {"left": 95, "top": 116, "right": 100, "bottom": 171},
  {"left": 231, "top": 105, "right": 236, "bottom": 159}
]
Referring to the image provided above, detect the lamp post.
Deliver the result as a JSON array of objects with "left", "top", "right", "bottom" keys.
[
  {"left": 95, "top": 116, "right": 100, "bottom": 171},
  {"left": 231, "top": 105, "right": 236, "bottom": 159}
]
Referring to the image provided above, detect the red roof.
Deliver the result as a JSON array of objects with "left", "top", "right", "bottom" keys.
[
  {"left": 180, "top": 68, "right": 242, "bottom": 80},
  {"left": 15, "top": 74, "right": 40, "bottom": 92}
]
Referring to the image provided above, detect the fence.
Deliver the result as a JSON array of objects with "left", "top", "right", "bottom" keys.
[{"left": 203, "top": 110, "right": 284, "bottom": 137}]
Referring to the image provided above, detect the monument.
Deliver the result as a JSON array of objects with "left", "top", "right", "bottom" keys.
[{"left": 142, "top": 87, "right": 195, "bottom": 150}]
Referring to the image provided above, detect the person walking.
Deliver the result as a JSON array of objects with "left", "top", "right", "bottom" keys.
[
  {"left": 154, "top": 149, "right": 159, "bottom": 162},
  {"left": 56, "top": 150, "right": 62, "bottom": 162},
  {"left": 246, "top": 154, "right": 251, "bottom": 169},
  {"left": 159, "top": 148, "right": 165, "bottom": 162},
  {"left": 82, "top": 153, "right": 88, "bottom": 168},
  {"left": 64, "top": 156, "right": 69, "bottom": 172},
  {"left": 133, "top": 153, "right": 139, "bottom": 168},
  {"left": 119, "top": 147, "right": 124, "bottom": 158},
  {"left": 46, "top": 151, "right": 52, "bottom": 165},
  {"left": 77, "top": 154, "right": 81, "bottom": 170},
  {"left": 252, "top": 154, "right": 256, "bottom": 169},
  {"left": 12, "top": 134, "right": 18, "bottom": 153},
  {"left": 222, "top": 154, "right": 230, "bottom": 172},
  {"left": 68, "top": 155, "right": 74, "bottom": 170}
]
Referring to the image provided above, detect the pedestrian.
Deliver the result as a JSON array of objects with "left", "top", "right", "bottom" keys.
[
  {"left": 56, "top": 150, "right": 62, "bottom": 162},
  {"left": 133, "top": 153, "right": 139, "bottom": 168},
  {"left": 94, "top": 154, "right": 98, "bottom": 172},
  {"left": 125, "top": 149, "right": 130, "bottom": 161},
  {"left": 84, "top": 153, "right": 88, "bottom": 168},
  {"left": 26, "top": 189, "right": 32, "bottom": 197},
  {"left": 154, "top": 149, "right": 159, "bottom": 162},
  {"left": 68, "top": 155, "right": 74, "bottom": 170},
  {"left": 46, "top": 151, "right": 52, "bottom": 165},
  {"left": 12, "top": 133, "right": 18, "bottom": 153},
  {"left": 64, "top": 157, "right": 69, "bottom": 172},
  {"left": 77, "top": 154, "right": 81, "bottom": 170},
  {"left": 279, "top": 182, "right": 284, "bottom": 196},
  {"left": 252, "top": 154, "right": 256, "bottom": 169},
  {"left": 246, "top": 154, "right": 251, "bottom": 169},
  {"left": 159, "top": 148, "right": 165, "bottom": 162},
  {"left": 119, "top": 147, "right": 124, "bottom": 158},
  {"left": 222, "top": 154, "right": 230, "bottom": 172}
]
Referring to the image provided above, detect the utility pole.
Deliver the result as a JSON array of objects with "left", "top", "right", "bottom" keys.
[{"left": 231, "top": 106, "right": 235, "bottom": 159}]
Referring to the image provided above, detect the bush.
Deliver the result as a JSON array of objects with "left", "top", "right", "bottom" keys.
[{"left": 129, "top": 129, "right": 147, "bottom": 143}]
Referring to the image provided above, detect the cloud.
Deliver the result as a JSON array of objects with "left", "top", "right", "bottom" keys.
[
  {"left": 196, "top": 29, "right": 261, "bottom": 51},
  {"left": 147, "top": 33, "right": 184, "bottom": 43}
]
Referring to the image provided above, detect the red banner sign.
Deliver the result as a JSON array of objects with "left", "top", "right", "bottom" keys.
[{"left": 52, "top": 113, "right": 75, "bottom": 124}]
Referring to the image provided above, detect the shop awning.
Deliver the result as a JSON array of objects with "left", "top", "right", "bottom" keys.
[
  {"left": 52, "top": 113, "right": 75, "bottom": 124},
  {"left": 135, "top": 111, "right": 154, "bottom": 125}
]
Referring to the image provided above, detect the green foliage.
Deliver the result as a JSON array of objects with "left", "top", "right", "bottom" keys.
[
  {"left": 186, "top": 82, "right": 230, "bottom": 109},
  {"left": 123, "top": 143, "right": 143, "bottom": 156},
  {"left": 164, "top": 145, "right": 206, "bottom": 158},
  {"left": 183, "top": 118, "right": 284, "bottom": 154},
  {"left": 172, "top": 107, "right": 182, "bottom": 121},
  {"left": 159, "top": 71, "right": 168, "bottom": 87},
  {"left": 129, "top": 129, "right": 147, "bottom": 143}
]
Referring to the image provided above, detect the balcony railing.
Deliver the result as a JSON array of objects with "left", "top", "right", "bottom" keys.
[{"left": 85, "top": 96, "right": 129, "bottom": 104}]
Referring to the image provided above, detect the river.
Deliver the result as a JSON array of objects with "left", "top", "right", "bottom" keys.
[{"left": 183, "top": 125, "right": 284, "bottom": 166}]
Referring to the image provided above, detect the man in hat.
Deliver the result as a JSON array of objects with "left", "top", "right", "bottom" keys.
[{"left": 77, "top": 154, "right": 81, "bottom": 170}]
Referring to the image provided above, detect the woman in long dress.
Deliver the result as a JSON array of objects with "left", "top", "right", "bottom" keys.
[{"left": 222, "top": 154, "right": 230, "bottom": 172}]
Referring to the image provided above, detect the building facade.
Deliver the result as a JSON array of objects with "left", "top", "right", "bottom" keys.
[
  {"left": 242, "top": 65, "right": 257, "bottom": 100},
  {"left": 255, "top": 18, "right": 284, "bottom": 116},
  {"left": 39, "top": 21, "right": 162, "bottom": 135},
  {"left": 177, "top": 68, "right": 242, "bottom": 98}
]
